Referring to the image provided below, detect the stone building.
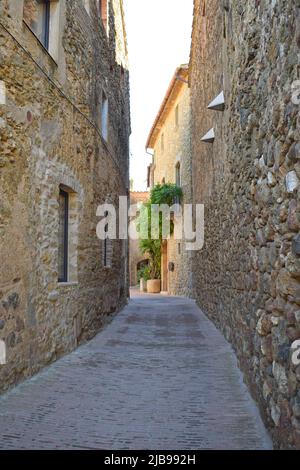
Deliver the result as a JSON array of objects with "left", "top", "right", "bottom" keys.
[
  {"left": 190, "top": 0, "right": 300, "bottom": 448},
  {"left": 129, "top": 191, "right": 149, "bottom": 287},
  {"left": 0, "top": 0, "right": 130, "bottom": 393},
  {"left": 146, "top": 65, "right": 193, "bottom": 296}
]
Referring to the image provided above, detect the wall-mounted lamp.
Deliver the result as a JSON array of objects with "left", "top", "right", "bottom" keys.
[
  {"left": 207, "top": 91, "right": 225, "bottom": 111},
  {"left": 201, "top": 128, "right": 215, "bottom": 143}
]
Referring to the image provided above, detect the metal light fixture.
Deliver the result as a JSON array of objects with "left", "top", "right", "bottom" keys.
[
  {"left": 207, "top": 91, "right": 225, "bottom": 111},
  {"left": 201, "top": 128, "right": 215, "bottom": 143}
]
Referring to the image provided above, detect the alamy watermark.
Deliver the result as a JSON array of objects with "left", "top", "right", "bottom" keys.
[
  {"left": 291, "top": 340, "right": 300, "bottom": 367},
  {"left": 96, "top": 197, "right": 204, "bottom": 251}
]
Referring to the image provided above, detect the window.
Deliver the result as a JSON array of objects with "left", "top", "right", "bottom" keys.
[
  {"left": 178, "top": 243, "right": 181, "bottom": 255},
  {"left": 103, "top": 239, "right": 113, "bottom": 267},
  {"left": 24, "top": 0, "right": 51, "bottom": 49},
  {"left": 175, "top": 104, "right": 179, "bottom": 128},
  {"left": 161, "top": 133, "right": 165, "bottom": 153},
  {"left": 103, "top": 211, "right": 112, "bottom": 267},
  {"left": 97, "top": 0, "right": 109, "bottom": 33},
  {"left": 57, "top": 185, "right": 79, "bottom": 284},
  {"left": 101, "top": 92, "right": 108, "bottom": 141},
  {"left": 200, "top": 0, "right": 207, "bottom": 58},
  {"left": 58, "top": 189, "right": 69, "bottom": 282},
  {"left": 23, "top": 0, "right": 60, "bottom": 58},
  {"left": 83, "top": 0, "right": 90, "bottom": 14},
  {"left": 175, "top": 162, "right": 181, "bottom": 187},
  {"left": 0, "top": 81, "right": 6, "bottom": 105}
]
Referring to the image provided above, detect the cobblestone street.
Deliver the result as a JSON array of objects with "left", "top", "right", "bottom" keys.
[{"left": 0, "top": 291, "right": 272, "bottom": 450}]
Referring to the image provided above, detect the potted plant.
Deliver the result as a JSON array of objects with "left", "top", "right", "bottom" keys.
[
  {"left": 137, "top": 183, "right": 182, "bottom": 294},
  {"left": 140, "top": 239, "right": 161, "bottom": 293}
]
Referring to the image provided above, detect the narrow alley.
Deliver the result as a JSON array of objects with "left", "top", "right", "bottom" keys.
[{"left": 0, "top": 291, "right": 272, "bottom": 450}]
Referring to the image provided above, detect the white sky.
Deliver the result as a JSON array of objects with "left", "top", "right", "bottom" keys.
[{"left": 123, "top": 0, "right": 194, "bottom": 191}]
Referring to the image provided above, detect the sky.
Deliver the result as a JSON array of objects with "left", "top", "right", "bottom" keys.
[{"left": 123, "top": 0, "right": 194, "bottom": 191}]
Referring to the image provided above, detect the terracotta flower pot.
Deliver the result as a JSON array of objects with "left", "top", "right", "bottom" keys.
[
  {"left": 140, "top": 278, "right": 147, "bottom": 293},
  {"left": 147, "top": 279, "right": 161, "bottom": 294}
]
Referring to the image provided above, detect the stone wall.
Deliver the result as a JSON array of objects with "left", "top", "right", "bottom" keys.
[
  {"left": 0, "top": 0, "right": 130, "bottom": 393},
  {"left": 149, "top": 70, "right": 193, "bottom": 297},
  {"left": 190, "top": 0, "right": 300, "bottom": 449}
]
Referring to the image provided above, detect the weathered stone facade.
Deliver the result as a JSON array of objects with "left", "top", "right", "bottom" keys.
[
  {"left": 129, "top": 191, "right": 149, "bottom": 286},
  {"left": 0, "top": 0, "right": 130, "bottom": 393},
  {"left": 190, "top": 0, "right": 300, "bottom": 449},
  {"left": 146, "top": 66, "right": 193, "bottom": 296}
]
